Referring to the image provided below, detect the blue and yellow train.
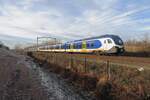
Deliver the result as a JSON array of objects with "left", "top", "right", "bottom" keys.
[{"left": 35, "top": 34, "right": 124, "bottom": 54}]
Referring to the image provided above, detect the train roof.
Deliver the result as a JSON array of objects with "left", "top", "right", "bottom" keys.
[{"left": 67, "top": 34, "right": 121, "bottom": 43}]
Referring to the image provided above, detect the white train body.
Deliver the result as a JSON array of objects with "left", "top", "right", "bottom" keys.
[{"left": 27, "top": 35, "right": 124, "bottom": 54}]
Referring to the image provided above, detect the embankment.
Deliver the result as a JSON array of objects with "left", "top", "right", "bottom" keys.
[
  {"left": 0, "top": 48, "right": 49, "bottom": 100},
  {"left": 29, "top": 51, "right": 150, "bottom": 100}
]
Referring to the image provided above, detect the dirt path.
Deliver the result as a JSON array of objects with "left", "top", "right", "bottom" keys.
[
  {"left": 0, "top": 48, "right": 49, "bottom": 100},
  {"left": 26, "top": 56, "right": 90, "bottom": 100},
  {"left": 0, "top": 48, "right": 90, "bottom": 100}
]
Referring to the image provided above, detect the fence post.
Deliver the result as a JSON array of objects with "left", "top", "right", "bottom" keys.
[
  {"left": 53, "top": 52, "right": 54, "bottom": 63},
  {"left": 107, "top": 60, "right": 111, "bottom": 81},
  {"left": 50, "top": 53, "right": 52, "bottom": 63},
  {"left": 54, "top": 52, "right": 57, "bottom": 64},
  {"left": 55, "top": 53, "right": 57, "bottom": 64},
  {"left": 71, "top": 54, "right": 73, "bottom": 70},
  {"left": 46, "top": 52, "right": 48, "bottom": 62},
  {"left": 84, "top": 57, "right": 87, "bottom": 73}
]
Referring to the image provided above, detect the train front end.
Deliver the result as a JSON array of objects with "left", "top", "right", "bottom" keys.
[{"left": 113, "top": 36, "right": 125, "bottom": 54}]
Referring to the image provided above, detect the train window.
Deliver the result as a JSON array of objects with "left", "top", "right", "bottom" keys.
[
  {"left": 86, "top": 43, "right": 89, "bottom": 47},
  {"left": 60, "top": 45, "right": 62, "bottom": 49},
  {"left": 64, "top": 44, "right": 67, "bottom": 49},
  {"left": 56, "top": 45, "right": 59, "bottom": 49},
  {"left": 75, "top": 44, "right": 78, "bottom": 49},
  {"left": 73, "top": 44, "right": 76, "bottom": 49},
  {"left": 61, "top": 45, "right": 63, "bottom": 49},
  {"left": 55, "top": 46, "right": 57, "bottom": 49},
  {"left": 53, "top": 46, "right": 55, "bottom": 49},
  {"left": 76, "top": 44, "right": 78, "bottom": 49},
  {"left": 91, "top": 43, "right": 94, "bottom": 47},
  {"left": 104, "top": 40, "right": 106, "bottom": 44},
  {"left": 67, "top": 44, "right": 70, "bottom": 49},
  {"left": 57, "top": 46, "right": 59, "bottom": 49},
  {"left": 80, "top": 44, "right": 82, "bottom": 49},
  {"left": 78, "top": 44, "right": 81, "bottom": 49},
  {"left": 107, "top": 39, "right": 112, "bottom": 44}
]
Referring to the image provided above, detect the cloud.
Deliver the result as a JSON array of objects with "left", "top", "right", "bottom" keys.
[
  {"left": 0, "top": 0, "right": 150, "bottom": 48},
  {"left": 0, "top": 4, "right": 62, "bottom": 38},
  {"left": 141, "top": 26, "right": 150, "bottom": 31}
]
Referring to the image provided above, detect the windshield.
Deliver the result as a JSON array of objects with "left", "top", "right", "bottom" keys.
[{"left": 111, "top": 36, "right": 123, "bottom": 45}]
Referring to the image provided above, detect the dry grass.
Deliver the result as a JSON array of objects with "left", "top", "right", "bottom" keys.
[
  {"left": 30, "top": 52, "right": 150, "bottom": 100},
  {"left": 124, "top": 38, "right": 150, "bottom": 57}
]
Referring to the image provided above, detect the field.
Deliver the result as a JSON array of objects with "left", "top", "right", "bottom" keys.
[
  {"left": 0, "top": 48, "right": 99, "bottom": 100},
  {"left": 1, "top": 43, "right": 149, "bottom": 100},
  {"left": 124, "top": 39, "right": 150, "bottom": 57},
  {"left": 29, "top": 51, "right": 150, "bottom": 100}
]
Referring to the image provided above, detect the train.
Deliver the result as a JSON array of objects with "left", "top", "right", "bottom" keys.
[{"left": 28, "top": 34, "right": 124, "bottom": 54}]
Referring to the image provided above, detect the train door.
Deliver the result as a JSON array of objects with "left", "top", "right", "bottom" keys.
[
  {"left": 104, "top": 40, "right": 108, "bottom": 51},
  {"left": 70, "top": 43, "right": 74, "bottom": 52},
  {"left": 82, "top": 41, "right": 87, "bottom": 52},
  {"left": 107, "top": 39, "right": 113, "bottom": 49},
  {"left": 104, "top": 39, "right": 113, "bottom": 51},
  {"left": 64, "top": 44, "right": 66, "bottom": 52}
]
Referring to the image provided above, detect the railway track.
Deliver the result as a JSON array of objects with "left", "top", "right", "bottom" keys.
[
  {"left": 34, "top": 51, "right": 150, "bottom": 70},
  {"left": 69, "top": 53, "right": 150, "bottom": 69}
]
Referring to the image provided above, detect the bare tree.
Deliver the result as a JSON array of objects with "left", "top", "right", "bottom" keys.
[{"left": 142, "top": 33, "right": 150, "bottom": 52}]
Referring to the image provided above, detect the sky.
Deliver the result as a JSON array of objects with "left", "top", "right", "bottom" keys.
[{"left": 0, "top": 0, "right": 150, "bottom": 48}]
